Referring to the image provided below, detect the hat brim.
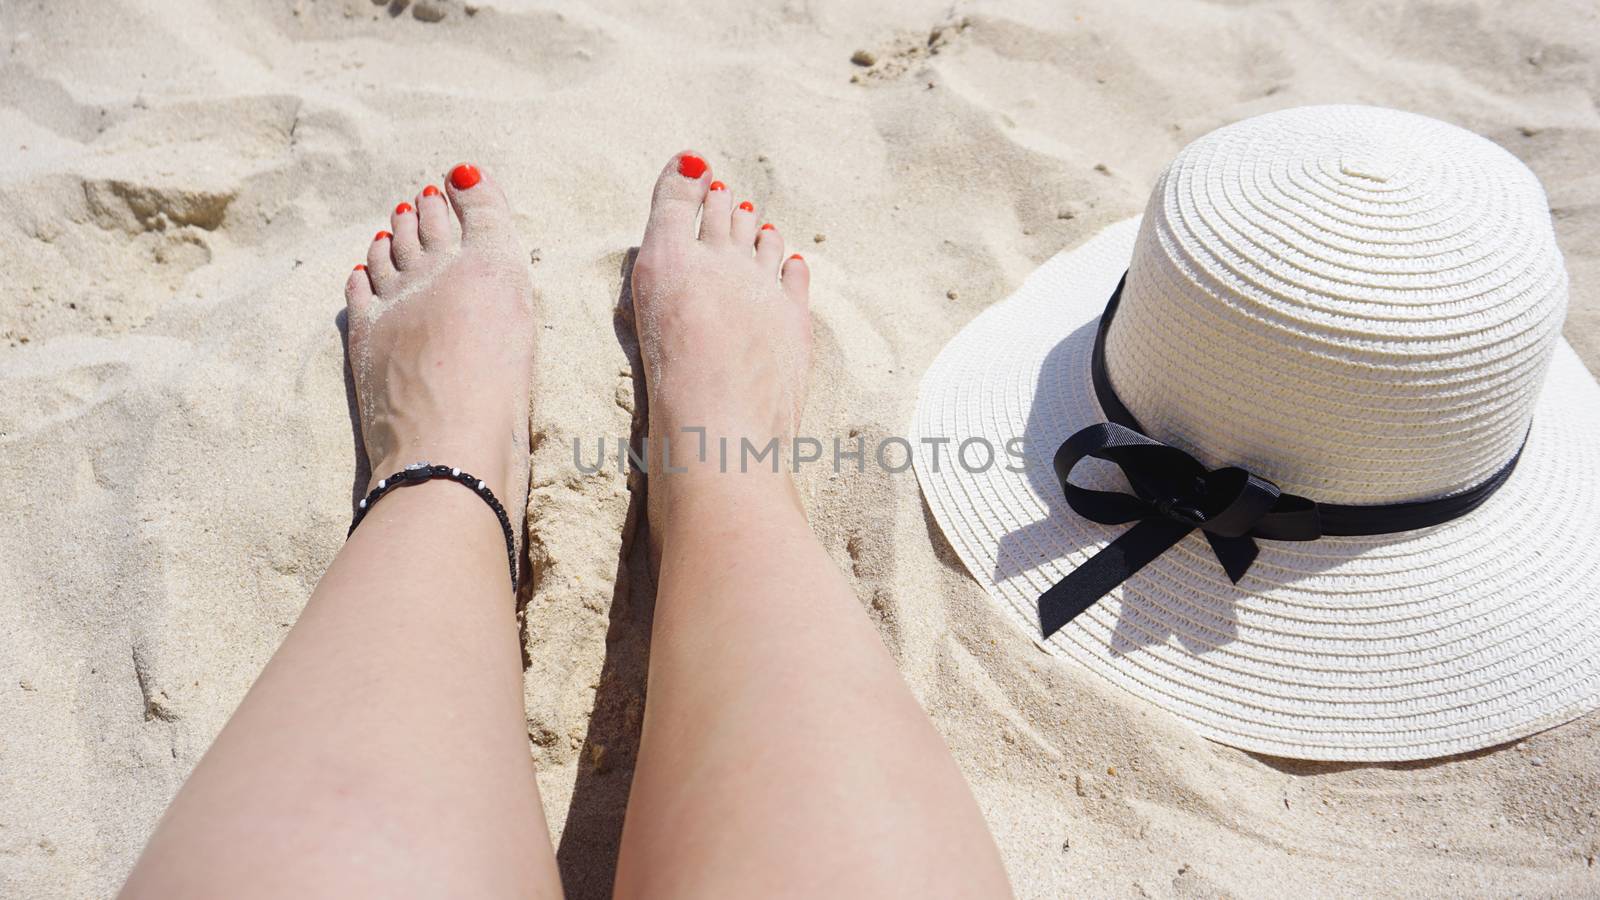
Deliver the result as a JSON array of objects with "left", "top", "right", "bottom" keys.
[{"left": 912, "top": 217, "right": 1600, "bottom": 761}]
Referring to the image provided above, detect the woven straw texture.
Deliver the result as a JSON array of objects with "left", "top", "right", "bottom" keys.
[{"left": 912, "top": 107, "right": 1600, "bottom": 761}]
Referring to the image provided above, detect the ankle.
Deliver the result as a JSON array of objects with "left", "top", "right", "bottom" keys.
[
  {"left": 645, "top": 421, "right": 804, "bottom": 473},
  {"left": 369, "top": 442, "right": 524, "bottom": 516},
  {"left": 657, "top": 464, "right": 804, "bottom": 526}
]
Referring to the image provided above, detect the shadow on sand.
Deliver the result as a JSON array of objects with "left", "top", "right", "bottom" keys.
[
  {"left": 336, "top": 307, "right": 372, "bottom": 513},
  {"left": 552, "top": 248, "right": 657, "bottom": 899}
]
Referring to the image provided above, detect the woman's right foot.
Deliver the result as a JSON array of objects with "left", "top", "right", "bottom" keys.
[{"left": 629, "top": 152, "right": 814, "bottom": 537}]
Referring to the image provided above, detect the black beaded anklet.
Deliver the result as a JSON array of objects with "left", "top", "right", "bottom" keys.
[{"left": 348, "top": 461, "right": 518, "bottom": 590}]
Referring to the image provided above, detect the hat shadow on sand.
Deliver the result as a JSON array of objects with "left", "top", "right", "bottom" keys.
[{"left": 993, "top": 317, "right": 1355, "bottom": 659}]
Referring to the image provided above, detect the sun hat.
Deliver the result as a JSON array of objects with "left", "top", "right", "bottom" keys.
[{"left": 912, "top": 104, "right": 1600, "bottom": 761}]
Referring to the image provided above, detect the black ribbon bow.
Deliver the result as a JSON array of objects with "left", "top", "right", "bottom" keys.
[
  {"left": 1038, "top": 422, "right": 1321, "bottom": 637},
  {"left": 1033, "top": 272, "right": 1525, "bottom": 639}
]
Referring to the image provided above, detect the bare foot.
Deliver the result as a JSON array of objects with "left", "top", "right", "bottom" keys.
[
  {"left": 629, "top": 152, "right": 813, "bottom": 537},
  {"left": 344, "top": 163, "right": 534, "bottom": 526}
]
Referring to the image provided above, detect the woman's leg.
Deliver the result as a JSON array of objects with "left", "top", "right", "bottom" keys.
[
  {"left": 122, "top": 166, "right": 561, "bottom": 899},
  {"left": 614, "top": 153, "right": 1012, "bottom": 898}
]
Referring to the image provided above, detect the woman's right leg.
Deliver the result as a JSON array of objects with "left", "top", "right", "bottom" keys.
[{"left": 613, "top": 153, "right": 1012, "bottom": 898}]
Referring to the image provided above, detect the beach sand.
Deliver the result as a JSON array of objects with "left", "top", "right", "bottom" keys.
[{"left": 2, "top": 0, "right": 1598, "bottom": 896}]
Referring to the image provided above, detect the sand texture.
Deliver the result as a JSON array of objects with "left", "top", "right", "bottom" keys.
[{"left": 2, "top": 0, "right": 1598, "bottom": 897}]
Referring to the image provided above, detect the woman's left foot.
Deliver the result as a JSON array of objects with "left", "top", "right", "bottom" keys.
[{"left": 343, "top": 163, "right": 535, "bottom": 517}]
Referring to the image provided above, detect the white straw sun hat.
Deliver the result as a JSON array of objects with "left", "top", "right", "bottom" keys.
[{"left": 913, "top": 105, "right": 1600, "bottom": 761}]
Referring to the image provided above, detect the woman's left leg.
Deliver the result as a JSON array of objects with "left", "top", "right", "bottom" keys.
[{"left": 122, "top": 165, "right": 560, "bottom": 899}]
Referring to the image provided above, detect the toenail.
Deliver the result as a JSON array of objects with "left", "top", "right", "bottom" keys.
[
  {"left": 738, "top": 201, "right": 755, "bottom": 212},
  {"left": 760, "top": 223, "right": 776, "bottom": 231},
  {"left": 708, "top": 180, "right": 727, "bottom": 192},
  {"left": 677, "top": 154, "right": 708, "bottom": 179},
  {"left": 788, "top": 254, "right": 804, "bottom": 262},
  {"left": 354, "top": 264, "right": 367, "bottom": 271},
  {"left": 374, "top": 230, "right": 392, "bottom": 241},
  {"left": 395, "top": 202, "right": 413, "bottom": 215},
  {"left": 422, "top": 185, "right": 441, "bottom": 197},
  {"left": 449, "top": 163, "right": 482, "bottom": 190}
]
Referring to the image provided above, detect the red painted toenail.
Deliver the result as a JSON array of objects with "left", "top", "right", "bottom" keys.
[
  {"left": 374, "top": 230, "right": 392, "bottom": 241},
  {"left": 449, "top": 163, "right": 481, "bottom": 190},
  {"left": 677, "top": 154, "right": 708, "bottom": 179},
  {"left": 738, "top": 201, "right": 754, "bottom": 212},
  {"left": 395, "top": 202, "right": 413, "bottom": 215},
  {"left": 760, "top": 223, "right": 776, "bottom": 231},
  {"left": 422, "top": 185, "right": 441, "bottom": 197},
  {"left": 354, "top": 264, "right": 367, "bottom": 271},
  {"left": 788, "top": 254, "right": 804, "bottom": 262},
  {"left": 708, "top": 180, "right": 727, "bottom": 192}
]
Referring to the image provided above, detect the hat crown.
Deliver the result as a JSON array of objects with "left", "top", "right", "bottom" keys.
[{"left": 1106, "top": 105, "right": 1569, "bottom": 505}]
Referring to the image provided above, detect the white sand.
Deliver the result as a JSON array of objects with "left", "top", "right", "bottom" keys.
[{"left": 2, "top": 1, "right": 1598, "bottom": 896}]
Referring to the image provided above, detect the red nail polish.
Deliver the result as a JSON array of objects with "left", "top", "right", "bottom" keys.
[
  {"left": 708, "top": 180, "right": 727, "bottom": 192},
  {"left": 354, "top": 264, "right": 367, "bottom": 271},
  {"left": 738, "top": 201, "right": 754, "bottom": 212},
  {"left": 422, "top": 185, "right": 441, "bottom": 197},
  {"left": 678, "top": 154, "right": 708, "bottom": 179},
  {"left": 449, "top": 163, "right": 481, "bottom": 190},
  {"left": 788, "top": 254, "right": 804, "bottom": 262},
  {"left": 760, "top": 223, "right": 775, "bottom": 231},
  {"left": 374, "top": 230, "right": 392, "bottom": 241},
  {"left": 395, "top": 202, "right": 414, "bottom": 215}
]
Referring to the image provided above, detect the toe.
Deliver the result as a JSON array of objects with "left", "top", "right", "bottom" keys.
[
  {"left": 346, "top": 264, "right": 374, "bottom": 310},
  {"left": 699, "top": 180, "right": 732, "bottom": 244},
  {"left": 444, "top": 162, "right": 515, "bottom": 247},
  {"left": 345, "top": 264, "right": 374, "bottom": 347},
  {"left": 781, "top": 253, "right": 809, "bottom": 304},
  {"left": 643, "top": 151, "right": 712, "bottom": 251},
  {"left": 416, "top": 184, "right": 453, "bottom": 250},
  {"left": 730, "top": 199, "right": 757, "bottom": 247},
  {"left": 755, "top": 222, "right": 784, "bottom": 272},
  {"left": 366, "top": 230, "right": 399, "bottom": 294},
  {"left": 389, "top": 201, "right": 423, "bottom": 269}
]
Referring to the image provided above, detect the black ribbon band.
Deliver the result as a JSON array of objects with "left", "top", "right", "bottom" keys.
[{"left": 1037, "top": 273, "right": 1526, "bottom": 638}]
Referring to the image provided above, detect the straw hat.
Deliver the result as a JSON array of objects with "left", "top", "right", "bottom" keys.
[{"left": 913, "top": 105, "right": 1600, "bottom": 761}]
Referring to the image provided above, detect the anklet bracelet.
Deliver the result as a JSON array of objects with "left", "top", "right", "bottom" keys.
[{"left": 347, "top": 461, "right": 518, "bottom": 590}]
